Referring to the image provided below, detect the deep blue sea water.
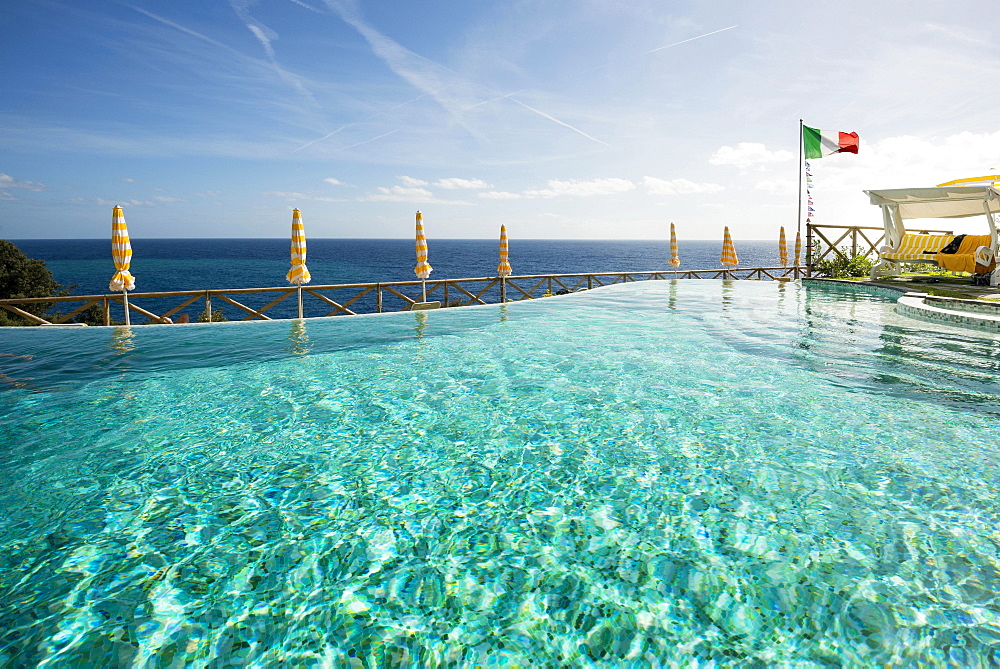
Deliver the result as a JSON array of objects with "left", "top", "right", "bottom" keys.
[
  {"left": 14, "top": 239, "right": 786, "bottom": 295},
  {"left": 10, "top": 238, "right": 790, "bottom": 321}
]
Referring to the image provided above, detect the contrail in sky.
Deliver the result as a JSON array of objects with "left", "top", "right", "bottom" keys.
[
  {"left": 329, "top": 129, "right": 400, "bottom": 153},
  {"left": 290, "top": 94, "right": 425, "bottom": 154},
  {"left": 579, "top": 25, "right": 739, "bottom": 74},
  {"left": 291, "top": 125, "right": 350, "bottom": 154},
  {"left": 298, "top": 10, "right": 736, "bottom": 151},
  {"left": 506, "top": 97, "right": 610, "bottom": 147},
  {"left": 461, "top": 26, "right": 738, "bottom": 144},
  {"left": 463, "top": 89, "right": 607, "bottom": 146},
  {"left": 641, "top": 25, "right": 738, "bottom": 56}
]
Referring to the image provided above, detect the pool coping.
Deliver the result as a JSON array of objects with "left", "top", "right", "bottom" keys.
[{"left": 805, "top": 277, "right": 1000, "bottom": 333}]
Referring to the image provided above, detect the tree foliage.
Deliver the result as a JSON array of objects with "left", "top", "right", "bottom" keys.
[
  {"left": 197, "top": 308, "right": 228, "bottom": 323},
  {"left": 0, "top": 240, "right": 64, "bottom": 326},
  {"left": 813, "top": 250, "right": 875, "bottom": 279}
]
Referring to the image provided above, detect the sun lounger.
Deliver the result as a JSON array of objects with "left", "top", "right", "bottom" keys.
[
  {"left": 874, "top": 233, "right": 994, "bottom": 277},
  {"left": 865, "top": 186, "right": 1000, "bottom": 284}
]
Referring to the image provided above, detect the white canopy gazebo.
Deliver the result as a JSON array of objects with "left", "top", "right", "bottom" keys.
[{"left": 865, "top": 186, "right": 1000, "bottom": 284}]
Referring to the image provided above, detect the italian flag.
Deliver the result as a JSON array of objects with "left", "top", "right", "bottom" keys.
[{"left": 803, "top": 125, "right": 859, "bottom": 159}]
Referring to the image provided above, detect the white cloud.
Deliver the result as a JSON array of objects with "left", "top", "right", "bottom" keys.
[
  {"left": 435, "top": 177, "right": 491, "bottom": 190},
  {"left": 152, "top": 195, "right": 185, "bottom": 202},
  {"left": 398, "top": 176, "right": 428, "bottom": 187},
  {"left": 121, "top": 177, "right": 135, "bottom": 183},
  {"left": 753, "top": 179, "right": 796, "bottom": 196},
  {"left": 0, "top": 173, "right": 47, "bottom": 191},
  {"left": 523, "top": 178, "right": 635, "bottom": 198},
  {"left": 709, "top": 143, "right": 793, "bottom": 170},
  {"left": 362, "top": 185, "right": 474, "bottom": 205},
  {"left": 479, "top": 191, "right": 522, "bottom": 200},
  {"left": 263, "top": 191, "right": 310, "bottom": 199},
  {"left": 0, "top": 192, "right": 16, "bottom": 201},
  {"left": 809, "top": 130, "right": 1000, "bottom": 193},
  {"left": 95, "top": 198, "right": 155, "bottom": 207},
  {"left": 364, "top": 186, "right": 436, "bottom": 202},
  {"left": 324, "top": 177, "right": 348, "bottom": 186},
  {"left": 642, "top": 176, "right": 724, "bottom": 195}
]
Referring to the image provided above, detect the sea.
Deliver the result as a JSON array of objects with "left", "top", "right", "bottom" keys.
[{"left": 11, "top": 238, "right": 787, "bottom": 320}]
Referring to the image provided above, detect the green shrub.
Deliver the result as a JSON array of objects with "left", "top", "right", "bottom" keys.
[
  {"left": 814, "top": 251, "right": 874, "bottom": 279},
  {"left": 198, "top": 308, "right": 228, "bottom": 323},
  {"left": 900, "top": 262, "right": 947, "bottom": 275}
]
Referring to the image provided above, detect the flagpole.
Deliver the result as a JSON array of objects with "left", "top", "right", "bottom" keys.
[{"left": 797, "top": 119, "right": 803, "bottom": 238}]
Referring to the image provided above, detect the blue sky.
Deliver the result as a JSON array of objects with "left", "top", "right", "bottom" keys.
[{"left": 3, "top": 0, "right": 1000, "bottom": 240}]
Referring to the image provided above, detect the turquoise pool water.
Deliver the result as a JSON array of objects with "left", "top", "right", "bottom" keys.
[{"left": 2, "top": 280, "right": 1000, "bottom": 666}]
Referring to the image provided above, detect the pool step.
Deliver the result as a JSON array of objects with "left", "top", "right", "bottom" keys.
[{"left": 896, "top": 292, "right": 1000, "bottom": 332}]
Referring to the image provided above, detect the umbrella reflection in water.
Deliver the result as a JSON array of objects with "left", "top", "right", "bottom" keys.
[{"left": 669, "top": 222, "right": 680, "bottom": 278}]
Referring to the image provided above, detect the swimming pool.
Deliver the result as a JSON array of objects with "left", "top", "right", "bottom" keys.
[{"left": 2, "top": 280, "right": 999, "bottom": 666}]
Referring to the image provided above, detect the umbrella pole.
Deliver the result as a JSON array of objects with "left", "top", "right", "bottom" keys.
[
  {"left": 421, "top": 280, "right": 427, "bottom": 303},
  {"left": 297, "top": 285, "right": 303, "bottom": 320},
  {"left": 500, "top": 277, "right": 507, "bottom": 303},
  {"left": 123, "top": 290, "right": 131, "bottom": 326}
]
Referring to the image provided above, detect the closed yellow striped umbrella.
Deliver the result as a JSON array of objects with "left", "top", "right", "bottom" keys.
[
  {"left": 415, "top": 211, "right": 432, "bottom": 279},
  {"left": 779, "top": 226, "right": 788, "bottom": 266},
  {"left": 720, "top": 226, "right": 739, "bottom": 267},
  {"left": 286, "top": 208, "right": 310, "bottom": 319},
  {"left": 415, "top": 211, "right": 432, "bottom": 303},
  {"left": 109, "top": 205, "right": 135, "bottom": 325},
  {"left": 286, "top": 208, "right": 311, "bottom": 285},
  {"left": 498, "top": 224, "right": 512, "bottom": 302},
  {"left": 498, "top": 224, "right": 511, "bottom": 277},
  {"left": 669, "top": 222, "right": 680, "bottom": 269},
  {"left": 794, "top": 231, "right": 802, "bottom": 267}
]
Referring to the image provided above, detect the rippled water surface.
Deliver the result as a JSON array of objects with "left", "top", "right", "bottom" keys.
[{"left": 2, "top": 280, "right": 1000, "bottom": 667}]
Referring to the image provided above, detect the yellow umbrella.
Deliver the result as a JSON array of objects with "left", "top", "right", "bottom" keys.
[
  {"left": 498, "top": 224, "right": 511, "bottom": 277},
  {"left": 498, "top": 224, "right": 511, "bottom": 302},
  {"left": 109, "top": 205, "right": 135, "bottom": 326},
  {"left": 669, "top": 222, "right": 680, "bottom": 273},
  {"left": 414, "top": 211, "right": 433, "bottom": 302},
  {"left": 778, "top": 226, "right": 788, "bottom": 266},
  {"left": 936, "top": 174, "right": 1000, "bottom": 188},
  {"left": 286, "top": 208, "right": 311, "bottom": 319},
  {"left": 720, "top": 226, "right": 738, "bottom": 276},
  {"left": 794, "top": 231, "right": 803, "bottom": 267}
]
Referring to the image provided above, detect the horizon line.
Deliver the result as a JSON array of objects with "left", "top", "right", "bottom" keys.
[{"left": 8, "top": 237, "right": 789, "bottom": 242}]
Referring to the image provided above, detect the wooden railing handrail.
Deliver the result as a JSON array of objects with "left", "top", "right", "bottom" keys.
[
  {"left": 806, "top": 222, "right": 956, "bottom": 267},
  {"left": 0, "top": 266, "right": 807, "bottom": 325},
  {"left": 0, "top": 269, "right": 802, "bottom": 305}
]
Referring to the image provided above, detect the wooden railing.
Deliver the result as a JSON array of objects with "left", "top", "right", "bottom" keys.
[
  {"left": 806, "top": 223, "right": 953, "bottom": 266},
  {"left": 0, "top": 266, "right": 806, "bottom": 326}
]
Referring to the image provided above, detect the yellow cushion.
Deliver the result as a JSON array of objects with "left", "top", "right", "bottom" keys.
[{"left": 880, "top": 234, "right": 954, "bottom": 261}]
